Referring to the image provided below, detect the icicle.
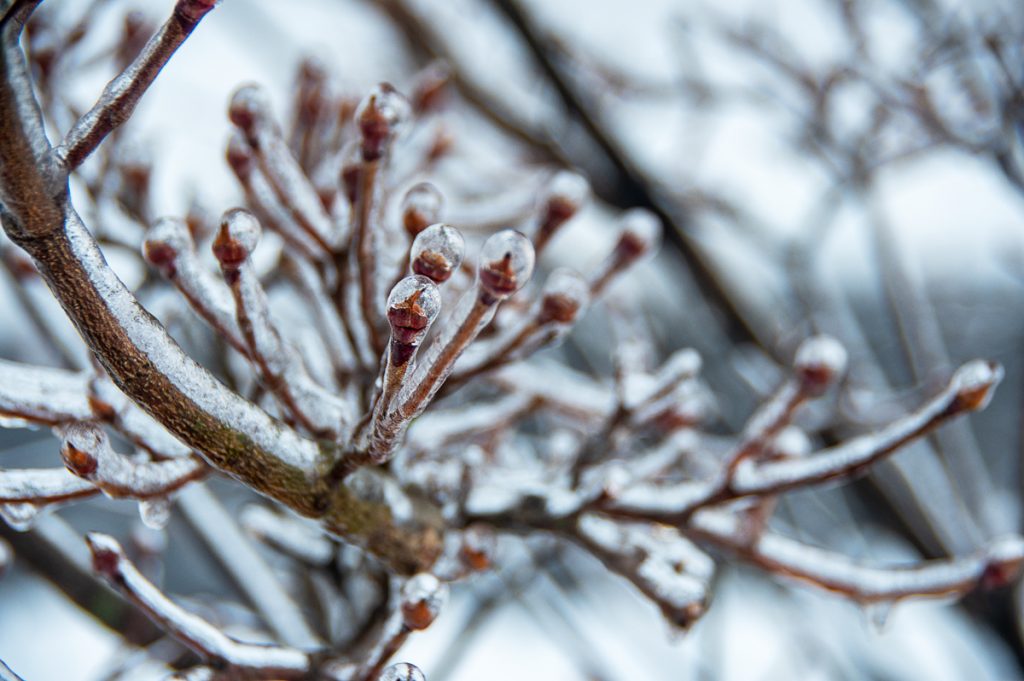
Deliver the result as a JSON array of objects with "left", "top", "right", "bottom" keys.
[{"left": 138, "top": 498, "right": 171, "bottom": 530}]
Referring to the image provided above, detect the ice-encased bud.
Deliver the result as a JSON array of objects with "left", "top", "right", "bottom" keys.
[
  {"left": 411, "top": 223, "right": 465, "bottom": 283},
  {"left": 478, "top": 230, "right": 535, "bottom": 299},
  {"left": 60, "top": 422, "right": 104, "bottom": 478},
  {"left": 981, "top": 535, "right": 1024, "bottom": 589},
  {"left": 213, "top": 209, "right": 262, "bottom": 269},
  {"left": 951, "top": 359, "right": 1004, "bottom": 412},
  {"left": 537, "top": 267, "right": 589, "bottom": 324},
  {"left": 540, "top": 170, "right": 589, "bottom": 229},
  {"left": 225, "top": 131, "right": 255, "bottom": 177},
  {"left": 143, "top": 217, "right": 195, "bottom": 276},
  {"left": 794, "top": 335, "right": 848, "bottom": 396},
  {"left": 615, "top": 208, "right": 662, "bottom": 261},
  {"left": 85, "top": 532, "right": 123, "bottom": 575},
  {"left": 402, "top": 182, "right": 444, "bottom": 237},
  {"left": 400, "top": 572, "right": 448, "bottom": 630},
  {"left": 379, "top": 663, "right": 426, "bottom": 681},
  {"left": 412, "top": 60, "right": 451, "bottom": 112},
  {"left": 228, "top": 84, "right": 270, "bottom": 134},
  {"left": 387, "top": 275, "right": 442, "bottom": 346},
  {"left": 356, "top": 83, "right": 411, "bottom": 161}
]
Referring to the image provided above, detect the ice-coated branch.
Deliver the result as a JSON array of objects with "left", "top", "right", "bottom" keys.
[
  {"left": 588, "top": 209, "right": 661, "bottom": 297},
  {"left": 85, "top": 533, "right": 311, "bottom": 680},
  {"left": 213, "top": 208, "right": 351, "bottom": 438},
  {"left": 530, "top": 170, "right": 588, "bottom": 256},
  {"left": 229, "top": 85, "right": 339, "bottom": 252},
  {"left": 54, "top": 0, "right": 219, "bottom": 171},
  {"left": 326, "top": 574, "right": 446, "bottom": 681},
  {"left": 0, "top": 359, "right": 93, "bottom": 426},
  {"left": 240, "top": 504, "right": 335, "bottom": 566},
  {"left": 349, "top": 84, "right": 412, "bottom": 353},
  {"left": 689, "top": 510, "right": 1024, "bottom": 603},
  {"left": 606, "top": 360, "right": 1002, "bottom": 521},
  {"left": 0, "top": 467, "right": 95, "bottom": 505},
  {"left": 226, "top": 133, "right": 326, "bottom": 262},
  {"left": 450, "top": 267, "right": 588, "bottom": 388},
  {"left": 360, "top": 276, "right": 442, "bottom": 465},
  {"left": 722, "top": 335, "right": 847, "bottom": 475},
  {"left": 574, "top": 513, "right": 713, "bottom": 628},
  {"left": 729, "top": 360, "right": 1001, "bottom": 496},
  {"left": 143, "top": 216, "right": 248, "bottom": 355},
  {"left": 359, "top": 231, "right": 535, "bottom": 461},
  {"left": 0, "top": 20, "right": 442, "bottom": 574},
  {"left": 59, "top": 422, "right": 207, "bottom": 498},
  {"left": 399, "top": 230, "right": 535, "bottom": 414}
]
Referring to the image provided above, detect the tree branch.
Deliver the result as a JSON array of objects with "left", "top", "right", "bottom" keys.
[{"left": 54, "top": 0, "right": 218, "bottom": 171}]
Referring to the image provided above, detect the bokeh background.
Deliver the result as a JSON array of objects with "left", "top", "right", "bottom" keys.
[{"left": 2, "top": 0, "right": 1024, "bottom": 678}]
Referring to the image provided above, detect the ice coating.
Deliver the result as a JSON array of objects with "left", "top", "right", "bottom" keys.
[
  {"left": 387, "top": 275, "right": 442, "bottom": 346},
  {"left": 143, "top": 216, "right": 195, "bottom": 276},
  {"left": 400, "top": 572, "right": 448, "bottom": 630},
  {"left": 241, "top": 504, "right": 335, "bottom": 566},
  {"left": 402, "top": 182, "right": 444, "bottom": 237},
  {"left": 411, "top": 223, "right": 465, "bottom": 283},
  {"left": 0, "top": 359, "right": 93, "bottom": 425},
  {"left": 794, "top": 335, "right": 848, "bottom": 395},
  {"left": 541, "top": 170, "right": 589, "bottom": 226},
  {"left": 951, "top": 359, "right": 1004, "bottom": 411},
  {"left": 578, "top": 514, "right": 713, "bottom": 628},
  {"left": 537, "top": 267, "right": 589, "bottom": 324},
  {"left": 356, "top": 83, "right": 411, "bottom": 161},
  {"left": 477, "top": 229, "right": 535, "bottom": 299},
  {"left": 213, "top": 208, "right": 262, "bottom": 269},
  {"left": 59, "top": 422, "right": 206, "bottom": 499},
  {"left": 227, "top": 83, "right": 270, "bottom": 133},
  {"left": 86, "top": 533, "right": 310, "bottom": 675},
  {"left": 0, "top": 468, "right": 94, "bottom": 505},
  {"left": 379, "top": 663, "right": 426, "bottom": 681},
  {"left": 617, "top": 208, "right": 662, "bottom": 258}
]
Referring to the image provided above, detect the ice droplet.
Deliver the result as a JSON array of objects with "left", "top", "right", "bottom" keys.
[
  {"left": 0, "top": 502, "right": 39, "bottom": 532},
  {"left": 401, "top": 572, "right": 448, "bottom": 630},
  {"left": 378, "top": 662, "right": 425, "bottom": 681},
  {"left": 138, "top": 498, "right": 171, "bottom": 530},
  {"left": 863, "top": 600, "right": 894, "bottom": 634},
  {"left": 478, "top": 230, "right": 535, "bottom": 299},
  {"left": 411, "top": 223, "right": 465, "bottom": 283}
]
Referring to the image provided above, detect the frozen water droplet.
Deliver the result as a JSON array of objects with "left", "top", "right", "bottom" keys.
[
  {"left": 400, "top": 572, "right": 448, "bottom": 630},
  {"left": 214, "top": 209, "right": 261, "bottom": 268},
  {"left": 388, "top": 276, "right": 442, "bottom": 346},
  {"left": 538, "top": 267, "right": 589, "bottom": 324},
  {"left": 378, "top": 662, "right": 425, "bottom": 681},
  {"left": 411, "top": 223, "right": 465, "bottom": 283},
  {"left": 478, "top": 230, "right": 535, "bottom": 299},
  {"left": 402, "top": 183, "right": 443, "bottom": 237},
  {"left": 138, "top": 498, "right": 171, "bottom": 531},
  {"left": 795, "top": 335, "right": 847, "bottom": 395},
  {"left": 863, "top": 601, "right": 894, "bottom": 633},
  {"left": 356, "top": 83, "right": 411, "bottom": 160},
  {"left": 0, "top": 502, "right": 39, "bottom": 532}
]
